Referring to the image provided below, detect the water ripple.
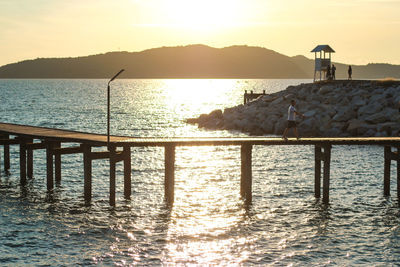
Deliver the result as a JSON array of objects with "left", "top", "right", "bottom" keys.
[{"left": 0, "top": 79, "right": 399, "bottom": 266}]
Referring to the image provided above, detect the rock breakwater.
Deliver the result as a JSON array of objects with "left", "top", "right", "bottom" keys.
[{"left": 187, "top": 80, "right": 400, "bottom": 137}]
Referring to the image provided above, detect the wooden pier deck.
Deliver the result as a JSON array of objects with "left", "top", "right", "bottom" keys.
[{"left": 1, "top": 122, "right": 400, "bottom": 206}]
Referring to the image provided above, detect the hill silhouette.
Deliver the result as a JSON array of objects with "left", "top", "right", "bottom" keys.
[{"left": 0, "top": 45, "right": 399, "bottom": 79}]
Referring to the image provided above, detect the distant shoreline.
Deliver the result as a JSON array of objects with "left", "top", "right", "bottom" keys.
[{"left": 1, "top": 45, "right": 400, "bottom": 79}]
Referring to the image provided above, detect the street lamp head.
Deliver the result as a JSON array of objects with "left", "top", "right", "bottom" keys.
[{"left": 109, "top": 69, "right": 125, "bottom": 83}]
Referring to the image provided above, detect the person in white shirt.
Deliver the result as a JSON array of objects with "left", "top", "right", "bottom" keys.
[{"left": 282, "top": 100, "right": 305, "bottom": 140}]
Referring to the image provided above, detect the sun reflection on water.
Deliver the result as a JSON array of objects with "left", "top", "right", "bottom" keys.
[
  {"left": 160, "top": 146, "right": 253, "bottom": 265},
  {"left": 161, "top": 79, "right": 241, "bottom": 117}
]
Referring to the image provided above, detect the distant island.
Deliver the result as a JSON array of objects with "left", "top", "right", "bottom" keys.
[{"left": 1, "top": 44, "right": 399, "bottom": 79}]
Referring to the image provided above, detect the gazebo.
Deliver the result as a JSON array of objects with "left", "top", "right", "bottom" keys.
[{"left": 311, "top": 45, "right": 335, "bottom": 82}]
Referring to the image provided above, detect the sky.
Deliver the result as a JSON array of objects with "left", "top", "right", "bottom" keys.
[{"left": 1, "top": 0, "right": 400, "bottom": 67}]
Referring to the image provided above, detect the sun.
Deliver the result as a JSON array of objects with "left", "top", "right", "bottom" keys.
[{"left": 160, "top": 0, "right": 243, "bottom": 31}]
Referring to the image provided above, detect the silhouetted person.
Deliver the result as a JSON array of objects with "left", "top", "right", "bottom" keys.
[
  {"left": 348, "top": 65, "right": 352, "bottom": 80},
  {"left": 332, "top": 64, "right": 336, "bottom": 80},
  {"left": 282, "top": 100, "right": 305, "bottom": 140},
  {"left": 326, "top": 65, "right": 331, "bottom": 80}
]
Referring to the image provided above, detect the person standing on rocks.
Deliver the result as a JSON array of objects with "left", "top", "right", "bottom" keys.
[
  {"left": 332, "top": 64, "right": 336, "bottom": 80},
  {"left": 282, "top": 100, "right": 305, "bottom": 140},
  {"left": 326, "top": 65, "right": 331, "bottom": 80},
  {"left": 348, "top": 65, "right": 352, "bottom": 80}
]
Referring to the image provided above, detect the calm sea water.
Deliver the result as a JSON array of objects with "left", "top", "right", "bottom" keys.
[{"left": 0, "top": 79, "right": 399, "bottom": 266}]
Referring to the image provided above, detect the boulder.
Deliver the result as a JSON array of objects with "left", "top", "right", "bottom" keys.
[
  {"left": 265, "top": 106, "right": 284, "bottom": 118},
  {"left": 260, "top": 115, "right": 279, "bottom": 127},
  {"left": 274, "top": 120, "right": 287, "bottom": 135},
  {"left": 223, "top": 112, "right": 236, "bottom": 122},
  {"left": 351, "top": 95, "right": 367, "bottom": 107},
  {"left": 299, "top": 86, "right": 311, "bottom": 96},
  {"left": 325, "top": 95, "right": 340, "bottom": 105},
  {"left": 186, "top": 118, "right": 199, "bottom": 124},
  {"left": 331, "top": 122, "right": 348, "bottom": 132},
  {"left": 319, "top": 85, "right": 334, "bottom": 95},
  {"left": 365, "top": 129, "right": 376, "bottom": 137},
  {"left": 255, "top": 111, "right": 267, "bottom": 122},
  {"left": 357, "top": 124, "right": 377, "bottom": 135},
  {"left": 394, "top": 95, "right": 400, "bottom": 105},
  {"left": 270, "top": 96, "right": 284, "bottom": 106},
  {"left": 243, "top": 121, "right": 261, "bottom": 134},
  {"left": 324, "top": 127, "right": 342, "bottom": 137},
  {"left": 223, "top": 120, "right": 236, "bottom": 130},
  {"left": 200, "top": 117, "right": 223, "bottom": 129},
  {"left": 318, "top": 104, "right": 336, "bottom": 117},
  {"left": 298, "top": 118, "right": 319, "bottom": 136},
  {"left": 243, "top": 105, "right": 258, "bottom": 116},
  {"left": 261, "top": 95, "right": 278, "bottom": 102},
  {"left": 365, "top": 111, "right": 388, "bottom": 124},
  {"left": 332, "top": 108, "right": 355, "bottom": 122},
  {"left": 233, "top": 118, "right": 247, "bottom": 130},
  {"left": 283, "top": 93, "right": 295, "bottom": 101},
  {"left": 347, "top": 119, "right": 366, "bottom": 131},
  {"left": 260, "top": 120, "right": 274, "bottom": 133},
  {"left": 357, "top": 102, "right": 383, "bottom": 117},
  {"left": 318, "top": 115, "right": 332, "bottom": 133},
  {"left": 393, "top": 114, "right": 400, "bottom": 123},
  {"left": 375, "top": 131, "right": 386, "bottom": 137},
  {"left": 209, "top": 109, "right": 223, "bottom": 119},
  {"left": 382, "top": 108, "right": 398, "bottom": 118},
  {"left": 347, "top": 119, "right": 379, "bottom": 135},
  {"left": 256, "top": 99, "right": 270, "bottom": 108},
  {"left": 299, "top": 117, "right": 316, "bottom": 128},
  {"left": 377, "top": 122, "right": 398, "bottom": 134},
  {"left": 304, "top": 110, "right": 317, "bottom": 117},
  {"left": 197, "top": 113, "right": 211, "bottom": 125},
  {"left": 187, "top": 80, "right": 400, "bottom": 137}
]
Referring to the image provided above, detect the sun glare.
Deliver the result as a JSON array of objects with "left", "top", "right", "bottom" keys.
[
  {"left": 161, "top": 0, "right": 243, "bottom": 31},
  {"left": 161, "top": 79, "right": 239, "bottom": 117}
]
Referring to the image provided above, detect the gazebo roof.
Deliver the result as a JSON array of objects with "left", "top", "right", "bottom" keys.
[{"left": 311, "top": 45, "right": 335, "bottom": 53}]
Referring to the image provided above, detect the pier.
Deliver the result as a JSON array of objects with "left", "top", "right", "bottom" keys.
[
  {"left": 243, "top": 90, "right": 266, "bottom": 104},
  {"left": 1, "top": 122, "right": 400, "bottom": 206}
]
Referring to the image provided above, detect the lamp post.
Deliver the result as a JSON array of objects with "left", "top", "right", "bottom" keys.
[{"left": 107, "top": 69, "right": 125, "bottom": 150}]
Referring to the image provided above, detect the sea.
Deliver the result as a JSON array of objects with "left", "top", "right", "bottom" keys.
[{"left": 0, "top": 79, "right": 399, "bottom": 266}]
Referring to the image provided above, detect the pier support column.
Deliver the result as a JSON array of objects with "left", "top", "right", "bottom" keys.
[
  {"left": 54, "top": 142, "right": 61, "bottom": 184},
  {"left": 123, "top": 146, "right": 131, "bottom": 200},
  {"left": 314, "top": 146, "right": 322, "bottom": 198},
  {"left": 315, "top": 144, "right": 332, "bottom": 204},
  {"left": 165, "top": 144, "right": 175, "bottom": 205},
  {"left": 19, "top": 139, "right": 27, "bottom": 185},
  {"left": 46, "top": 141, "right": 55, "bottom": 191},
  {"left": 109, "top": 145, "right": 117, "bottom": 206},
  {"left": 240, "top": 144, "right": 252, "bottom": 204},
  {"left": 83, "top": 144, "right": 92, "bottom": 203},
  {"left": 27, "top": 138, "right": 33, "bottom": 179},
  {"left": 4, "top": 134, "right": 10, "bottom": 173},
  {"left": 397, "top": 147, "right": 400, "bottom": 199},
  {"left": 384, "top": 146, "right": 391, "bottom": 196},
  {"left": 322, "top": 144, "right": 332, "bottom": 204}
]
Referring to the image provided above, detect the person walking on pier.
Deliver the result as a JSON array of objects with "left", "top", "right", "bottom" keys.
[{"left": 282, "top": 100, "right": 305, "bottom": 140}]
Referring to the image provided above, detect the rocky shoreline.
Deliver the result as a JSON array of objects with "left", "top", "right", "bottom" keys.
[{"left": 187, "top": 80, "right": 400, "bottom": 137}]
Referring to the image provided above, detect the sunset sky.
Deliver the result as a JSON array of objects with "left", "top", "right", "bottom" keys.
[{"left": 1, "top": 0, "right": 399, "bottom": 67}]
